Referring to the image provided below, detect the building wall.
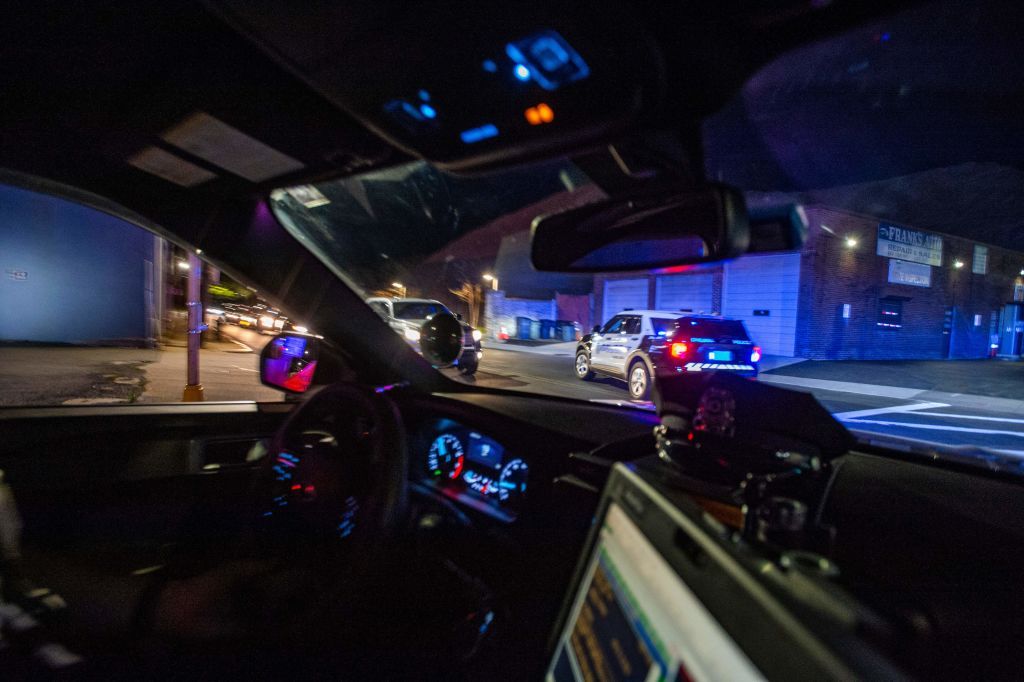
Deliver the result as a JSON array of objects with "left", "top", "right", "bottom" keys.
[
  {"left": 594, "top": 266, "right": 725, "bottom": 325},
  {"left": 723, "top": 253, "right": 801, "bottom": 356},
  {"left": 0, "top": 184, "right": 159, "bottom": 345},
  {"left": 483, "top": 291, "right": 557, "bottom": 340},
  {"left": 797, "top": 206, "right": 1022, "bottom": 359}
]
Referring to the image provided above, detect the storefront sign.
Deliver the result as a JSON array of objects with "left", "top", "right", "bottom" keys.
[
  {"left": 6, "top": 269, "right": 28, "bottom": 281},
  {"left": 888, "top": 259, "right": 931, "bottom": 287},
  {"left": 876, "top": 223, "right": 943, "bottom": 266}
]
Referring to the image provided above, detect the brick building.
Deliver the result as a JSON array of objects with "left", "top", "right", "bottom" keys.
[{"left": 593, "top": 205, "right": 1024, "bottom": 359}]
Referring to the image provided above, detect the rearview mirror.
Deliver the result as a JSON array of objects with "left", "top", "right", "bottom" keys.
[
  {"left": 419, "top": 312, "right": 464, "bottom": 367},
  {"left": 531, "top": 184, "right": 749, "bottom": 272},
  {"left": 260, "top": 333, "right": 320, "bottom": 394}
]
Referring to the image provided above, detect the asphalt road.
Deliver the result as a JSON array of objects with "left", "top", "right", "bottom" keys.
[
  {"left": 467, "top": 346, "right": 1024, "bottom": 459},
  {"left": 6, "top": 324, "right": 1022, "bottom": 460}
]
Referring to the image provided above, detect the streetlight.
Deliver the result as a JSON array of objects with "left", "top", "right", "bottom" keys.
[
  {"left": 391, "top": 282, "right": 406, "bottom": 297},
  {"left": 482, "top": 273, "right": 498, "bottom": 291}
]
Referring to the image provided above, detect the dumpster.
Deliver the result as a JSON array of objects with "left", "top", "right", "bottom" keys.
[
  {"left": 539, "top": 319, "right": 556, "bottom": 339},
  {"left": 556, "top": 320, "right": 577, "bottom": 342},
  {"left": 515, "top": 316, "right": 532, "bottom": 340}
]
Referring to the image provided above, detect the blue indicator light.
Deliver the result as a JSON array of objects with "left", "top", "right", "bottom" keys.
[
  {"left": 419, "top": 103, "right": 437, "bottom": 119},
  {"left": 513, "top": 64, "right": 531, "bottom": 81},
  {"left": 482, "top": 59, "right": 498, "bottom": 73},
  {"left": 460, "top": 123, "right": 499, "bottom": 144},
  {"left": 418, "top": 89, "right": 431, "bottom": 101},
  {"left": 506, "top": 30, "right": 590, "bottom": 91}
]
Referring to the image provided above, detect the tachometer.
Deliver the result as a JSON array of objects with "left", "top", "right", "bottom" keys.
[
  {"left": 427, "top": 434, "right": 465, "bottom": 480},
  {"left": 498, "top": 458, "right": 529, "bottom": 503}
]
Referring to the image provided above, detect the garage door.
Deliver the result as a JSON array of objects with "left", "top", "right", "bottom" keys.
[
  {"left": 723, "top": 253, "right": 801, "bottom": 357},
  {"left": 655, "top": 274, "right": 713, "bottom": 313},
  {"left": 602, "top": 279, "right": 648, "bottom": 321}
]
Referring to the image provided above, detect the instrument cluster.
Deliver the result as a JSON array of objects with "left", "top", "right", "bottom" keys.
[{"left": 420, "top": 421, "right": 528, "bottom": 521}]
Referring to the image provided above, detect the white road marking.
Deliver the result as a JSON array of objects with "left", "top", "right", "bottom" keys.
[
  {"left": 833, "top": 402, "right": 949, "bottom": 420},
  {"left": 992, "top": 450, "right": 1024, "bottom": 458},
  {"left": 231, "top": 366, "right": 260, "bottom": 373},
  {"left": 843, "top": 419, "right": 1024, "bottom": 438},
  {"left": 908, "top": 412, "right": 1024, "bottom": 425}
]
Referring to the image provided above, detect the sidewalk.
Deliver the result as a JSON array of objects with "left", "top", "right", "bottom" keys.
[
  {"left": 482, "top": 339, "right": 577, "bottom": 356},
  {"left": 766, "top": 358, "right": 1024, "bottom": 400},
  {"left": 764, "top": 358, "right": 1024, "bottom": 414}
]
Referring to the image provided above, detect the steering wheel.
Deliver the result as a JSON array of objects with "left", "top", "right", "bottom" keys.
[
  {"left": 141, "top": 383, "right": 408, "bottom": 648},
  {"left": 255, "top": 382, "right": 408, "bottom": 561}
]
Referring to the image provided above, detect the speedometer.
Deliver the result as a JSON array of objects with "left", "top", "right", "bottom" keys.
[
  {"left": 427, "top": 434, "right": 465, "bottom": 480},
  {"left": 498, "top": 458, "right": 529, "bottom": 503}
]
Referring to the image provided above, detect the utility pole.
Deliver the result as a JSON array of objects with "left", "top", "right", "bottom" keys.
[{"left": 182, "top": 251, "right": 205, "bottom": 401}]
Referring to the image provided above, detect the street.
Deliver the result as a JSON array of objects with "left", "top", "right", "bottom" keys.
[
  {"left": 4, "top": 327, "right": 1023, "bottom": 460},
  {"left": 466, "top": 344, "right": 1024, "bottom": 458}
]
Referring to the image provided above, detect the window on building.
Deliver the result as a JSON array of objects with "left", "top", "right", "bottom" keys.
[
  {"left": 877, "top": 299, "right": 904, "bottom": 329},
  {"left": 972, "top": 245, "right": 988, "bottom": 274},
  {"left": 0, "top": 182, "right": 289, "bottom": 407}
]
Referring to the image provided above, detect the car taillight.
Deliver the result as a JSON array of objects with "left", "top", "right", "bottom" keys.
[
  {"left": 670, "top": 342, "right": 688, "bottom": 358},
  {"left": 750, "top": 346, "right": 762, "bottom": 363}
]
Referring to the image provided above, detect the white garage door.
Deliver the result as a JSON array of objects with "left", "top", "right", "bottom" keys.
[
  {"left": 654, "top": 274, "right": 714, "bottom": 313},
  {"left": 602, "top": 279, "right": 648, "bottom": 321},
  {"left": 723, "top": 253, "right": 801, "bottom": 357}
]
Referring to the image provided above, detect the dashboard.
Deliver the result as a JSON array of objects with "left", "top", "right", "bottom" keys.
[{"left": 416, "top": 419, "right": 529, "bottom": 522}]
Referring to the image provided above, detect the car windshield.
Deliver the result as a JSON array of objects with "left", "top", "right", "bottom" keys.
[
  {"left": 393, "top": 302, "right": 451, "bottom": 320},
  {"left": 270, "top": 0, "right": 1024, "bottom": 471}
]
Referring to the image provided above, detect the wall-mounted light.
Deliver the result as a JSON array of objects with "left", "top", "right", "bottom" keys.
[
  {"left": 176, "top": 260, "right": 190, "bottom": 271},
  {"left": 953, "top": 260, "right": 964, "bottom": 269},
  {"left": 844, "top": 236, "right": 858, "bottom": 248}
]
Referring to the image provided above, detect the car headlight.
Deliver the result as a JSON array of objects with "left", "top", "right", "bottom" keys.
[
  {"left": 471, "top": 329, "right": 482, "bottom": 342},
  {"left": 404, "top": 328, "right": 421, "bottom": 341}
]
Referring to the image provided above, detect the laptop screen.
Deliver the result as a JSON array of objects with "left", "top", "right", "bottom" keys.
[{"left": 546, "top": 502, "right": 763, "bottom": 682}]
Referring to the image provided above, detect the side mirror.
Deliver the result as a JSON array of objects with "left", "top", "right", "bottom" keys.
[
  {"left": 260, "top": 333, "right": 320, "bottom": 394},
  {"left": 419, "top": 312, "right": 464, "bottom": 367},
  {"left": 454, "top": 312, "right": 463, "bottom": 321}
]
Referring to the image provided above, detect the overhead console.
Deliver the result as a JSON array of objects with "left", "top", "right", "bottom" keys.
[{"left": 211, "top": 2, "right": 660, "bottom": 171}]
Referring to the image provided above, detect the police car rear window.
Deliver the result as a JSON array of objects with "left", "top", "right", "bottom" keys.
[
  {"left": 651, "top": 318, "right": 680, "bottom": 336},
  {"left": 679, "top": 319, "right": 749, "bottom": 341}
]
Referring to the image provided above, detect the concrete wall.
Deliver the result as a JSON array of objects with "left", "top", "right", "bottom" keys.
[{"left": 0, "top": 184, "right": 159, "bottom": 345}]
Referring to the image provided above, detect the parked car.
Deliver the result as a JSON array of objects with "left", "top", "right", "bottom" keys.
[
  {"left": 574, "top": 310, "right": 760, "bottom": 399},
  {"left": 366, "top": 297, "right": 483, "bottom": 375}
]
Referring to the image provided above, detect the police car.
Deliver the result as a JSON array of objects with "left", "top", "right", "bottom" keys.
[
  {"left": 366, "top": 297, "right": 483, "bottom": 375},
  {"left": 574, "top": 310, "right": 761, "bottom": 400}
]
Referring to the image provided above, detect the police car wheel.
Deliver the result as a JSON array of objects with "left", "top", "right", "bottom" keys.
[
  {"left": 628, "top": 361, "right": 650, "bottom": 400},
  {"left": 575, "top": 352, "right": 594, "bottom": 380}
]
